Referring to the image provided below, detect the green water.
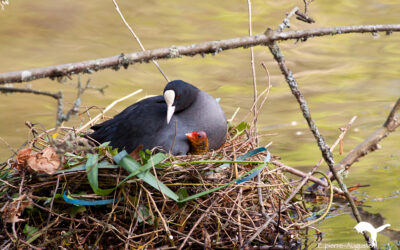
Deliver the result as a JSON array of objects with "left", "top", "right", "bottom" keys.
[{"left": 1, "top": 0, "right": 399, "bottom": 248}]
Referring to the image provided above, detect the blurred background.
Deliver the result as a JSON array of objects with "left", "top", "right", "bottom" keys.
[{"left": 0, "top": 0, "right": 399, "bottom": 247}]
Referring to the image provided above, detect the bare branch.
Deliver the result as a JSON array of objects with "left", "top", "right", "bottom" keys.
[
  {"left": 246, "top": 7, "right": 376, "bottom": 249},
  {"left": 295, "top": 10, "right": 315, "bottom": 24},
  {"left": 303, "top": 0, "right": 313, "bottom": 14},
  {"left": 284, "top": 116, "right": 357, "bottom": 201},
  {"left": 0, "top": 24, "right": 399, "bottom": 84},
  {"left": 277, "top": 7, "right": 299, "bottom": 32},
  {"left": 247, "top": 0, "right": 259, "bottom": 146},
  {"left": 112, "top": 0, "right": 169, "bottom": 82},
  {"left": 329, "top": 97, "right": 400, "bottom": 179},
  {"left": 271, "top": 159, "right": 344, "bottom": 195},
  {"left": 0, "top": 86, "right": 61, "bottom": 99}
]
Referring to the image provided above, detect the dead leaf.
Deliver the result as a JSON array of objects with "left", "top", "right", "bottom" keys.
[
  {"left": 27, "top": 147, "right": 60, "bottom": 174},
  {"left": 12, "top": 147, "right": 32, "bottom": 170},
  {"left": 1, "top": 194, "right": 31, "bottom": 223}
]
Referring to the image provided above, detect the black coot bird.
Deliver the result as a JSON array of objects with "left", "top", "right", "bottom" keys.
[{"left": 89, "top": 80, "right": 227, "bottom": 155}]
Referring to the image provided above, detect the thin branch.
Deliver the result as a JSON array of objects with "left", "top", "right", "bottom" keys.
[
  {"left": 178, "top": 198, "right": 220, "bottom": 250},
  {"left": 327, "top": 97, "right": 400, "bottom": 180},
  {"left": 284, "top": 116, "right": 357, "bottom": 203},
  {"left": 267, "top": 37, "right": 376, "bottom": 250},
  {"left": 0, "top": 136, "right": 17, "bottom": 155},
  {"left": 247, "top": 0, "right": 259, "bottom": 146},
  {"left": 277, "top": 7, "right": 299, "bottom": 33},
  {"left": 56, "top": 78, "right": 96, "bottom": 126},
  {"left": 246, "top": 7, "right": 375, "bottom": 249},
  {"left": 271, "top": 160, "right": 344, "bottom": 195},
  {"left": 44, "top": 176, "right": 60, "bottom": 241},
  {"left": 0, "top": 86, "right": 61, "bottom": 99},
  {"left": 303, "top": 0, "right": 313, "bottom": 15},
  {"left": 255, "top": 62, "right": 272, "bottom": 118},
  {"left": 1, "top": 24, "right": 399, "bottom": 84},
  {"left": 112, "top": 0, "right": 169, "bottom": 82},
  {"left": 0, "top": 78, "right": 104, "bottom": 126}
]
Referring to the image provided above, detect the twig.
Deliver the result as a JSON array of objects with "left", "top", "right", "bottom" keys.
[
  {"left": 271, "top": 160, "right": 344, "bottom": 195},
  {"left": 277, "top": 7, "right": 299, "bottom": 33},
  {"left": 0, "top": 78, "right": 99, "bottom": 126},
  {"left": 56, "top": 77, "right": 92, "bottom": 126},
  {"left": 247, "top": 0, "right": 258, "bottom": 146},
  {"left": 169, "top": 229, "right": 205, "bottom": 247},
  {"left": 12, "top": 171, "right": 25, "bottom": 244},
  {"left": 298, "top": 171, "right": 333, "bottom": 229},
  {"left": 0, "top": 136, "right": 17, "bottom": 155},
  {"left": 112, "top": 0, "right": 169, "bottom": 82},
  {"left": 256, "top": 62, "right": 272, "bottom": 118},
  {"left": 237, "top": 187, "right": 243, "bottom": 246},
  {"left": 0, "top": 86, "right": 61, "bottom": 99},
  {"left": 239, "top": 62, "right": 271, "bottom": 125},
  {"left": 169, "top": 120, "right": 178, "bottom": 154},
  {"left": 303, "top": 0, "right": 313, "bottom": 14},
  {"left": 286, "top": 116, "right": 356, "bottom": 199},
  {"left": 143, "top": 186, "right": 175, "bottom": 247},
  {"left": 44, "top": 175, "right": 60, "bottom": 241},
  {"left": 265, "top": 8, "right": 375, "bottom": 249},
  {"left": 178, "top": 197, "right": 220, "bottom": 250},
  {"left": 242, "top": 203, "right": 295, "bottom": 249},
  {"left": 326, "top": 97, "right": 400, "bottom": 180},
  {"left": 1, "top": 24, "right": 400, "bottom": 84}
]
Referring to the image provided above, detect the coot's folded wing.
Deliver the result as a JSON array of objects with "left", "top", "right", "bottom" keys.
[{"left": 89, "top": 96, "right": 167, "bottom": 152}]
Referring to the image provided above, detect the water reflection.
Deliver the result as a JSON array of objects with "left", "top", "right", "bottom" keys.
[{"left": 0, "top": 0, "right": 399, "bottom": 247}]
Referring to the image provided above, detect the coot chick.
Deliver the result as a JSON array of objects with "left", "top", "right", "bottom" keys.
[
  {"left": 89, "top": 80, "right": 227, "bottom": 155},
  {"left": 185, "top": 131, "right": 209, "bottom": 155}
]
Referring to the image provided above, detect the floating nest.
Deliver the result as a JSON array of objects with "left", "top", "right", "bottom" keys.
[{"left": 0, "top": 123, "right": 310, "bottom": 249}]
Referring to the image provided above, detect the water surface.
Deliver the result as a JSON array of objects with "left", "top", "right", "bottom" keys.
[{"left": 0, "top": 0, "right": 399, "bottom": 248}]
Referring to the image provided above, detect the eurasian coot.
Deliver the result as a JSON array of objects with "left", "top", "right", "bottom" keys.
[{"left": 89, "top": 80, "right": 227, "bottom": 155}]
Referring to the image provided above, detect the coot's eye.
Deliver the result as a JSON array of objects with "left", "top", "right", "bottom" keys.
[{"left": 176, "top": 94, "right": 181, "bottom": 99}]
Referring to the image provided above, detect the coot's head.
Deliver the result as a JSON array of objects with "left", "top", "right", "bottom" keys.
[
  {"left": 185, "top": 131, "right": 209, "bottom": 155},
  {"left": 163, "top": 80, "right": 199, "bottom": 124}
]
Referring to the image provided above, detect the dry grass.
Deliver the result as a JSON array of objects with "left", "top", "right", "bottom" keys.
[{"left": 0, "top": 125, "right": 308, "bottom": 249}]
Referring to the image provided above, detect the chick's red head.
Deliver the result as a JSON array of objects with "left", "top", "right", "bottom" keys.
[{"left": 185, "top": 131, "right": 209, "bottom": 155}]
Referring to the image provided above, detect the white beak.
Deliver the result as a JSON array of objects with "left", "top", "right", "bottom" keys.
[
  {"left": 164, "top": 90, "right": 175, "bottom": 124},
  {"left": 167, "top": 105, "right": 175, "bottom": 124}
]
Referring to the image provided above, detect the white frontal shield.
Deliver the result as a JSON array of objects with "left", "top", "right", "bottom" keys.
[{"left": 164, "top": 90, "right": 176, "bottom": 124}]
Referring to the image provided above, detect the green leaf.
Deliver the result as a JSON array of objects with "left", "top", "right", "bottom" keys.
[
  {"left": 176, "top": 188, "right": 189, "bottom": 200},
  {"left": 99, "top": 141, "right": 111, "bottom": 148},
  {"left": 110, "top": 148, "right": 119, "bottom": 156},
  {"left": 23, "top": 224, "right": 38, "bottom": 238},
  {"left": 86, "top": 154, "right": 116, "bottom": 196},
  {"left": 117, "top": 154, "right": 179, "bottom": 201},
  {"left": 236, "top": 121, "right": 249, "bottom": 133},
  {"left": 176, "top": 188, "right": 189, "bottom": 208},
  {"left": 139, "top": 151, "right": 146, "bottom": 161},
  {"left": 24, "top": 224, "right": 40, "bottom": 243}
]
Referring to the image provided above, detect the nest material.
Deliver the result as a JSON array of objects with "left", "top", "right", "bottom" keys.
[{"left": 0, "top": 126, "right": 307, "bottom": 249}]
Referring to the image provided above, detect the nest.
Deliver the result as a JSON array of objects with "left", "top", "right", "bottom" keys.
[{"left": 0, "top": 124, "right": 309, "bottom": 249}]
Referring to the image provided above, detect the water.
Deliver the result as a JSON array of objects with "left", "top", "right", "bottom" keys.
[{"left": 1, "top": 0, "right": 399, "bottom": 248}]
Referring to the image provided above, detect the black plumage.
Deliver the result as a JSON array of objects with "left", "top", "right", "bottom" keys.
[{"left": 89, "top": 80, "right": 227, "bottom": 155}]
